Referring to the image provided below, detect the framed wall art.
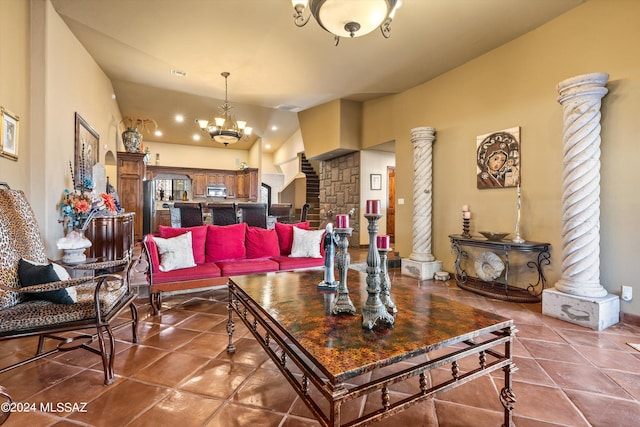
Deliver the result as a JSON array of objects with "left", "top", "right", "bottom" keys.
[
  {"left": 0, "top": 107, "right": 19, "bottom": 160},
  {"left": 476, "top": 126, "right": 520, "bottom": 189},
  {"left": 370, "top": 173, "right": 382, "bottom": 190},
  {"left": 74, "top": 112, "right": 99, "bottom": 188}
]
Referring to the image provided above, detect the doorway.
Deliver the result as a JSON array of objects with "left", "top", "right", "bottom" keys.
[{"left": 387, "top": 166, "right": 395, "bottom": 243}]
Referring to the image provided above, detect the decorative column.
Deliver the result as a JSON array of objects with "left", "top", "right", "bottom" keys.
[
  {"left": 542, "top": 72, "right": 619, "bottom": 330},
  {"left": 401, "top": 127, "right": 443, "bottom": 280}
]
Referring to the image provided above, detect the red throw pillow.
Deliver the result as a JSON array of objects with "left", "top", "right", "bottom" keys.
[
  {"left": 274, "top": 221, "right": 311, "bottom": 256},
  {"left": 205, "top": 223, "right": 248, "bottom": 262},
  {"left": 245, "top": 226, "right": 280, "bottom": 259},
  {"left": 159, "top": 225, "right": 207, "bottom": 264}
]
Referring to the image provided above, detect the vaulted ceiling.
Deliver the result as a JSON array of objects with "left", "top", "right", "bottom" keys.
[{"left": 50, "top": 0, "right": 585, "bottom": 152}]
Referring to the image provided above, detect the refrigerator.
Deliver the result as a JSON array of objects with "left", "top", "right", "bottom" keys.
[{"left": 142, "top": 180, "right": 155, "bottom": 235}]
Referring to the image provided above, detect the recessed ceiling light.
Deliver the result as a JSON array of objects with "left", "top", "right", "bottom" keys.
[
  {"left": 193, "top": 134, "right": 201, "bottom": 141},
  {"left": 154, "top": 130, "right": 163, "bottom": 137},
  {"left": 265, "top": 144, "right": 272, "bottom": 149},
  {"left": 175, "top": 114, "right": 184, "bottom": 122},
  {"left": 271, "top": 125, "right": 278, "bottom": 131},
  {"left": 171, "top": 69, "right": 187, "bottom": 77}
]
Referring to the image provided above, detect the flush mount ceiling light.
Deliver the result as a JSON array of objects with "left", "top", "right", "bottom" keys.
[
  {"left": 196, "top": 72, "right": 252, "bottom": 147},
  {"left": 292, "top": 0, "right": 401, "bottom": 45}
]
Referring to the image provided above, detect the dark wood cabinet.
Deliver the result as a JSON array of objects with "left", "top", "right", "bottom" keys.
[
  {"left": 248, "top": 169, "right": 259, "bottom": 201},
  {"left": 154, "top": 210, "right": 171, "bottom": 231},
  {"left": 117, "top": 152, "right": 146, "bottom": 241},
  {"left": 225, "top": 173, "right": 236, "bottom": 198},
  {"left": 192, "top": 173, "right": 207, "bottom": 198},
  {"left": 85, "top": 213, "right": 135, "bottom": 261}
]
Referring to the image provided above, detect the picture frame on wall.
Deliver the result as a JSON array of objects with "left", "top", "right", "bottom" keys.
[
  {"left": 0, "top": 107, "right": 19, "bottom": 160},
  {"left": 74, "top": 112, "right": 99, "bottom": 189},
  {"left": 476, "top": 126, "right": 521, "bottom": 189},
  {"left": 370, "top": 173, "right": 382, "bottom": 190}
]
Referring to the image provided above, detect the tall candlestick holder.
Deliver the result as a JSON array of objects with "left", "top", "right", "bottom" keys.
[
  {"left": 362, "top": 213, "right": 395, "bottom": 329},
  {"left": 462, "top": 216, "right": 471, "bottom": 238},
  {"left": 378, "top": 247, "right": 397, "bottom": 314},
  {"left": 331, "top": 227, "right": 356, "bottom": 315}
]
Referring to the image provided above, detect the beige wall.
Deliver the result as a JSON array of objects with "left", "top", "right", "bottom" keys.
[
  {"left": 363, "top": 0, "right": 640, "bottom": 314},
  {"left": 0, "top": 0, "right": 30, "bottom": 191},
  {"left": 146, "top": 140, "right": 249, "bottom": 171}
]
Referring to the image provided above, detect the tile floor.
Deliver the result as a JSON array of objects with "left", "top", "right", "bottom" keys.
[{"left": 1, "top": 249, "right": 640, "bottom": 426}]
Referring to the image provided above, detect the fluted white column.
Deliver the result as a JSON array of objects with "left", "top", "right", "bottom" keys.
[
  {"left": 555, "top": 73, "right": 608, "bottom": 298},
  {"left": 409, "top": 127, "right": 436, "bottom": 262}
]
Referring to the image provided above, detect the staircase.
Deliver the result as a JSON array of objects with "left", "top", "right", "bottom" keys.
[{"left": 300, "top": 153, "right": 321, "bottom": 229}]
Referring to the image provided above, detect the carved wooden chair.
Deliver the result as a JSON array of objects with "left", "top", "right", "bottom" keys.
[
  {"left": 269, "top": 203, "right": 294, "bottom": 223},
  {"left": 174, "top": 202, "right": 204, "bottom": 227},
  {"left": 0, "top": 183, "right": 139, "bottom": 386},
  {"left": 206, "top": 202, "right": 238, "bottom": 226},
  {"left": 238, "top": 202, "right": 268, "bottom": 228}
]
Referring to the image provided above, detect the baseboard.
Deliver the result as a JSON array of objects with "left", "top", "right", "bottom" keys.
[{"left": 622, "top": 311, "right": 640, "bottom": 327}]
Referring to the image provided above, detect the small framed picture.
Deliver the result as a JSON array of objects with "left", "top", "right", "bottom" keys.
[
  {"left": 74, "top": 113, "right": 99, "bottom": 189},
  {"left": 370, "top": 173, "right": 382, "bottom": 190},
  {"left": 0, "top": 107, "right": 19, "bottom": 160}
]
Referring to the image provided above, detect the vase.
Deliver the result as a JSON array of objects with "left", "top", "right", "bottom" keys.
[
  {"left": 122, "top": 128, "right": 143, "bottom": 153},
  {"left": 57, "top": 228, "right": 92, "bottom": 264}
]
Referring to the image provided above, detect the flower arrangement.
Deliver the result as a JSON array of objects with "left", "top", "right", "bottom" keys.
[{"left": 60, "top": 162, "right": 119, "bottom": 231}]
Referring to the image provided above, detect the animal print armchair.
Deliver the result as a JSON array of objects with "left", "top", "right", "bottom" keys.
[{"left": 0, "top": 183, "right": 138, "bottom": 386}]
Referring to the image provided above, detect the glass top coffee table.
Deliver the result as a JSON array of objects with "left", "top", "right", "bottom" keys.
[{"left": 227, "top": 269, "right": 516, "bottom": 427}]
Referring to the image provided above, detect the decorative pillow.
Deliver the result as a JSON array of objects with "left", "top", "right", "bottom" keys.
[
  {"left": 290, "top": 227, "right": 324, "bottom": 258},
  {"left": 274, "top": 221, "right": 311, "bottom": 255},
  {"left": 159, "top": 225, "right": 207, "bottom": 264},
  {"left": 18, "top": 259, "right": 77, "bottom": 304},
  {"left": 246, "top": 226, "right": 280, "bottom": 259},
  {"left": 153, "top": 232, "right": 197, "bottom": 272},
  {"left": 205, "top": 223, "right": 248, "bottom": 262}
]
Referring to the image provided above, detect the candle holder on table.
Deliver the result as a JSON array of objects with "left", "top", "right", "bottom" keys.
[
  {"left": 331, "top": 227, "right": 356, "bottom": 315},
  {"left": 362, "top": 212, "right": 395, "bottom": 329},
  {"left": 378, "top": 243, "right": 397, "bottom": 314},
  {"left": 462, "top": 215, "right": 471, "bottom": 238},
  {"left": 318, "top": 224, "right": 339, "bottom": 290}
]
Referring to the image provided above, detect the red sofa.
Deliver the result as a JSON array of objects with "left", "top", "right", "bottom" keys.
[{"left": 142, "top": 221, "right": 324, "bottom": 314}]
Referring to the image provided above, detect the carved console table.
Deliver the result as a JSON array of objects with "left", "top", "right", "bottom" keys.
[{"left": 449, "top": 234, "right": 551, "bottom": 303}]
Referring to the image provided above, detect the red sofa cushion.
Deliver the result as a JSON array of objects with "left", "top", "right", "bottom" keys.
[
  {"left": 274, "top": 221, "right": 311, "bottom": 255},
  {"left": 144, "top": 235, "right": 161, "bottom": 274},
  {"left": 150, "top": 262, "right": 221, "bottom": 285},
  {"left": 216, "top": 258, "right": 279, "bottom": 276},
  {"left": 205, "top": 223, "right": 247, "bottom": 262},
  {"left": 272, "top": 255, "right": 324, "bottom": 271},
  {"left": 246, "top": 226, "right": 280, "bottom": 259},
  {"left": 159, "top": 225, "right": 207, "bottom": 264}
]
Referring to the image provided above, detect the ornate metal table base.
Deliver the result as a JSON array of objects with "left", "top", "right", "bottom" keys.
[
  {"left": 450, "top": 234, "right": 551, "bottom": 303},
  {"left": 331, "top": 227, "right": 356, "bottom": 315},
  {"left": 362, "top": 213, "right": 394, "bottom": 329}
]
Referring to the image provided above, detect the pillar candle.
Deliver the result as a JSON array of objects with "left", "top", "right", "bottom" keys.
[
  {"left": 335, "top": 214, "right": 349, "bottom": 228},
  {"left": 377, "top": 235, "right": 390, "bottom": 249},
  {"left": 366, "top": 200, "right": 381, "bottom": 214},
  {"left": 463, "top": 211, "right": 471, "bottom": 219},
  {"left": 462, "top": 204, "right": 469, "bottom": 212}
]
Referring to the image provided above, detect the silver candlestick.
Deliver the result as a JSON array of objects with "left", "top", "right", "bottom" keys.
[
  {"left": 362, "top": 213, "right": 395, "bottom": 329},
  {"left": 513, "top": 184, "right": 525, "bottom": 243},
  {"left": 331, "top": 227, "right": 356, "bottom": 315},
  {"left": 378, "top": 247, "right": 397, "bottom": 314}
]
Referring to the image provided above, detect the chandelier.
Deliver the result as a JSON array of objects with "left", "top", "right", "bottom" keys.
[
  {"left": 196, "top": 72, "right": 252, "bottom": 147},
  {"left": 292, "top": 0, "right": 401, "bottom": 45}
]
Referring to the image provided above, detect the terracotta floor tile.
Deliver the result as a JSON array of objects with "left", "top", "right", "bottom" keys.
[
  {"left": 174, "top": 312, "right": 228, "bottom": 332},
  {"left": 565, "top": 389, "right": 640, "bottom": 426},
  {"left": 537, "top": 359, "right": 633, "bottom": 398},
  {"left": 519, "top": 339, "right": 590, "bottom": 364},
  {"left": 139, "top": 325, "right": 202, "bottom": 350},
  {"left": 66, "top": 379, "right": 170, "bottom": 426},
  {"left": 231, "top": 367, "right": 298, "bottom": 412},
  {"left": 556, "top": 328, "right": 622, "bottom": 349},
  {"left": 173, "top": 331, "right": 231, "bottom": 357},
  {"left": 574, "top": 344, "right": 640, "bottom": 372},
  {"left": 205, "top": 402, "right": 284, "bottom": 426},
  {"left": 604, "top": 369, "right": 640, "bottom": 401},
  {"left": 132, "top": 351, "right": 211, "bottom": 387},
  {"left": 433, "top": 400, "right": 503, "bottom": 427},
  {"left": 128, "top": 390, "right": 223, "bottom": 427},
  {"left": 509, "top": 381, "right": 589, "bottom": 426},
  {"left": 179, "top": 359, "right": 256, "bottom": 399},
  {"left": 105, "top": 344, "right": 168, "bottom": 377}
]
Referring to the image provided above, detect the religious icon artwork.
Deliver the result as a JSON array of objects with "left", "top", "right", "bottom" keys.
[{"left": 476, "top": 126, "right": 520, "bottom": 189}]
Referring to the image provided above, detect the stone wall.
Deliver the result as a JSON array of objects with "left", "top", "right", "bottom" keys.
[{"left": 319, "top": 152, "right": 360, "bottom": 246}]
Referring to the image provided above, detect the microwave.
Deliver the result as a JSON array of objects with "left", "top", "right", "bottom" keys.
[{"left": 206, "top": 185, "right": 227, "bottom": 198}]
